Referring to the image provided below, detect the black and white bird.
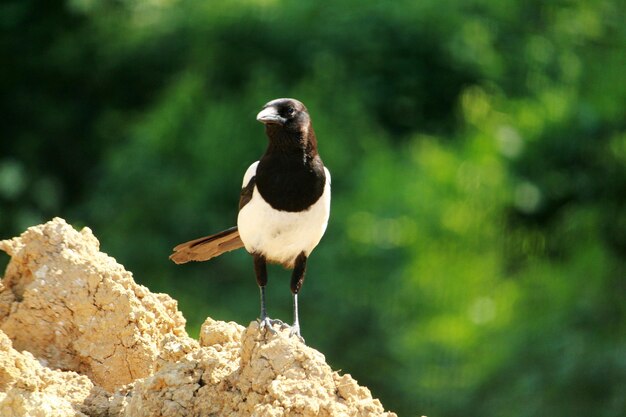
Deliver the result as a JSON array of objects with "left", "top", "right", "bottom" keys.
[{"left": 170, "top": 98, "right": 330, "bottom": 340}]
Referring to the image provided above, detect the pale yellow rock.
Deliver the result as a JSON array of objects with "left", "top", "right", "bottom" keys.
[
  {"left": 124, "top": 321, "right": 397, "bottom": 417},
  {"left": 0, "top": 330, "right": 92, "bottom": 417},
  {"left": 0, "top": 218, "right": 398, "bottom": 416},
  {"left": 0, "top": 217, "right": 196, "bottom": 392},
  {"left": 200, "top": 316, "right": 245, "bottom": 347}
]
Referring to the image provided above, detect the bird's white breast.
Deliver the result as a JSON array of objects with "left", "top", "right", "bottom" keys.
[{"left": 237, "top": 161, "right": 331, "bottom": 268}]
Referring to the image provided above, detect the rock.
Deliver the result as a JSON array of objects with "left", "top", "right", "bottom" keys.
[
  {"left": 125, "top": 319, "right": 396, "bottom": 417},
  {"left": 0, "top": 218, "right": 397, "bottom": 416},
  {"left": 0, "top": 331, "right": 93, "bottom": 417},
  {"left": 0, "top": 218, "right": 196, "bottom": 392}
]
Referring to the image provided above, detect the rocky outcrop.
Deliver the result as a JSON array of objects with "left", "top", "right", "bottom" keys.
[
  {"left": 0, "top": 218, "right": 397, "bottom": 416},
  {"left": 0, "top": 218, "right": 196, "bottom": 393}
]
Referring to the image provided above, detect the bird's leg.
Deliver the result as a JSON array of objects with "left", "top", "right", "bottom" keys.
[
  {"left": 289, "top": 252, "right": 307, "bottom": 342},
  {"left": 291, "top": 293, "right": 303, "bottom": 340},
  {"left": 254, "top": 254, "right": 285, "bottom": 333}
]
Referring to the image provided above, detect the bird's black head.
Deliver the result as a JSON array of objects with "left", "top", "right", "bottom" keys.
[
  {"left": 257, "top": 98, "right": 308, "bottom": 126},
  {"left": 256, "top": 98, "right": 312, "bottom": 137}
]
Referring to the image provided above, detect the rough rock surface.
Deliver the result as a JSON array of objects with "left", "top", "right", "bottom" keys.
[
  {"left": 0, "top": 331, "right": 93, "bottom": 417},
  {"left": 0, "top": 218, "right": 196, "bottom": 392},
  {"left": 125, "top": 318, "right": 394, "bottom": 417},
  {"left": 0, "top": 218, "right": 397, "bottom": 416}
]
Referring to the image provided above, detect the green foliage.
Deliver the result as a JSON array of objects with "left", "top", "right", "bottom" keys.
[{"left": 1, "top": 0, "right": 624, "bottom": 415}]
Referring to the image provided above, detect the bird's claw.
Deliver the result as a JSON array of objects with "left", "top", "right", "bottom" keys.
[
  {"left": 289, "top": 323, "right": 305, "bottom": 343},
  {"left": 257, "top": 317, "right": 305, "bottom": 342},
  {"left": 257, "top": 316, "right": 288, "bottom": 334}
]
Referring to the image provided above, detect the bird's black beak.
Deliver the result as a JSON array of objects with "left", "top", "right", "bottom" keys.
[{"left": 256, "top": 106, "right": 285, "bottom": 125}]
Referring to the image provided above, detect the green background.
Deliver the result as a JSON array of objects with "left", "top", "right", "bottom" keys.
[{"left": 1, "top": 1, "right": 625, "bottom": 415}]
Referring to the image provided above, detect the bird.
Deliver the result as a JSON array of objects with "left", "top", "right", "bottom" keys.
[{"left": 169, "top": 98, "right": 331, "bottom": 340}]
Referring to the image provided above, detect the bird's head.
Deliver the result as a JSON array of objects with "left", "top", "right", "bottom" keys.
[{"left": 256, "top": 98, "right": 312, "bottom": 140}]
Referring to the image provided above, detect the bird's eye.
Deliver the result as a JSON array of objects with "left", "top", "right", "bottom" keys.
[{"left": 284, "top": 107, "right": 295, "bottom": 117}]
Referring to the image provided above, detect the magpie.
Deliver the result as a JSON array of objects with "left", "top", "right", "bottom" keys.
[{"left": 170, "top": 98, "right": 331, "bottom": 340}]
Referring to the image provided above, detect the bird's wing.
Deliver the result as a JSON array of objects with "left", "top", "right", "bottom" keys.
[
  {"left": 324, "top": 167, "right": 331, "bottom": 185},
  {"left": 241, "top": 161, "right": 259, "bottom": 187},
  {"left": 239, "top": 161, "right": 259, "bottom": 210}
]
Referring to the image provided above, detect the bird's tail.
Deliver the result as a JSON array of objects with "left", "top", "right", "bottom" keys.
[{"left": 169, "top": 226, "right": 244, "bottom": 264}]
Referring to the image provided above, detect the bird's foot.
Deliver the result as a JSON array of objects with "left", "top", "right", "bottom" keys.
[
  {"left": 289, "top": 323, "right": 305, "bottom": 343},
  {"left": 257, "top": 316, "right": 288, "bottom": 334}
]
